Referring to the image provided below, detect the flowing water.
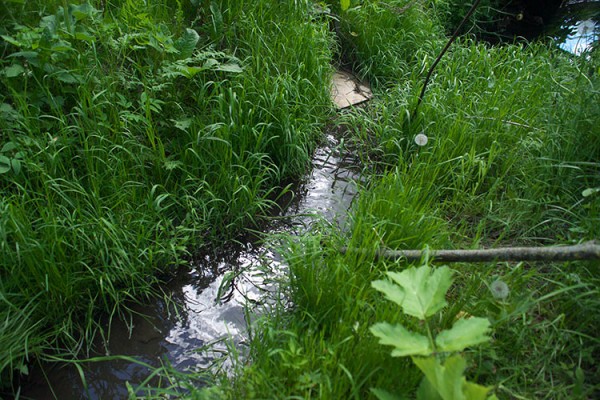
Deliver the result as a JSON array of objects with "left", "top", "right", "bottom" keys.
[{"left": 18, "top": 132, "right": 362, "bottom": 399}]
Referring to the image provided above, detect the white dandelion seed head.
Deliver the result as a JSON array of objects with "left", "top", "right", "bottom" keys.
[
  {"left": 490, "top": 279, "right": 510, "bottom": 300},
  {"left": 415, "top": 132, "right": 428, "bottom": 146}
]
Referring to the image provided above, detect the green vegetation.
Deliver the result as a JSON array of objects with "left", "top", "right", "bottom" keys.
[
  {"left": 213, "top": 1, "right": 599, "bottom": 400},
  {"left": 1, "top": 0, "right": 598, "bottom": 399},
  {"left": 0, "top": 0, "right": 332, "bottom": 387}
]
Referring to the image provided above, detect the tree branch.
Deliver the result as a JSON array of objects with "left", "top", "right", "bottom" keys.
[{"left": 340, "top": 241, "right": 600, "bottom": 263}]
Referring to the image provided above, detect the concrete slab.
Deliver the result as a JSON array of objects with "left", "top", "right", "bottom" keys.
[{"left": 331, "top": 70, "right": 373, "bottom": 109}]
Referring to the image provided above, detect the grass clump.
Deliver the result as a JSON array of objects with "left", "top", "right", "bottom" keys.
[{"left": 0, "top": 0, "right": 334, "bottom": 388}]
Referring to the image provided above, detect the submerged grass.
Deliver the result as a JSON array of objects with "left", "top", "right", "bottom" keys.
[{"left": 0, "top": 0, "right": 333, "bottom": 389}]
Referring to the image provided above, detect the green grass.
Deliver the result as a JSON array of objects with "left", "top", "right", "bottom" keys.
[
  {"left": 213, "top": 1, "right": 599, "bottom": 399},
  {"left": 0, "top": 0, "right": 333, "bottom": 388},
  {"left": 1, "top": 0, "right": 598, "bottom": 398}
]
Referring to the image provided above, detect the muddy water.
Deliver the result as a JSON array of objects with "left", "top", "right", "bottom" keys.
[{"left": 18, "top": 133, "right": 362, "bottom": 399}]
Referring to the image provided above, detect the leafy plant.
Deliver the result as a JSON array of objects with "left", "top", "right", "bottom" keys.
[
  {"left": 0, "top": 142, "right": 23, "bottom": 175},
  {"left": 370, "top": 263, "right": 497, "bottom": 400}
]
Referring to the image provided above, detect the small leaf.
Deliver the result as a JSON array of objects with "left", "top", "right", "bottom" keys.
[
  {"left": 3, "top": 64, "right": 25, "bottom": 78},
  {"left": 582, "top": 187, "right": 600, "bottom": 197},
  {"left": 11, "top": 159, "right": 21, "bottom": 175},
  {"left": 71, "top": 3, "right": 97, "bottom": 20},
  {"left": 0, "top": 156, "right": 11, "bottom": 174},
  {"left": 2, "top": 142, "right": 18, "bottom": 153},
  {"left": 340, "top": 0, "right": 351, "bottom": 12},
  {"left": 214, "top": 63, "right": 243, "bottom": 73},
  {"left": 203, "top": 58, "right": 219, "bottom": 69},
  {"left": 8, "top": 51, "right": 39, "bottom": 62},
  {"left": 163, "top": 160, "right": 182, "bottom": 171},
  {"left": 18, "top": 363, "right": 29, "bottom": 375},
  {"left": 54, "top": 70, "right": 82, "bottom": 84},
  {"left": 386, "top": 265, "right": 454, "bottom": 319},
  {"left": 209, "top": 1, "right": 224, "bottom": 39},
  {"left": 435, "top": 317, "right": 491, "bottom": 353},
  {"left": 1, "top": 35, "right": 22, "bottom": 47},
  {"left": 370, "top": 322, "right": 432, "bottom": 357},
  {"left": 172, "top": 118, "right": 193, "bottom": 131},
  {"left": 74, "top": 29, "right": 96, "bottom": 42}
]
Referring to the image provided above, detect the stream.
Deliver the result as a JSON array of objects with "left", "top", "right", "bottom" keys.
[
  {"left": 14, "top": 3, "right": 598, "bottom": 396},
  {"left": 18, "top": 132, "right": 363, "bottom": 400}
]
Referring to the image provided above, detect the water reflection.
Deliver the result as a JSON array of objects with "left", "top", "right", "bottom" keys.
[
  {"left": 559, "top": 19, "right": 598, "bottom": 54},
  {"left": 18, "top": 133, "right": 362, "bottom": 399}
]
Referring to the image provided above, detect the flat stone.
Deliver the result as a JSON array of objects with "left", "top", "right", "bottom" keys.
[{"left": 331, "top": 70, "right": 373, "bottom": 109}]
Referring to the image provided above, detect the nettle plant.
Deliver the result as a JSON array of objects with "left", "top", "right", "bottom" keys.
[{"left": 370, "top": 264, "right": 498, "bottom": 400}]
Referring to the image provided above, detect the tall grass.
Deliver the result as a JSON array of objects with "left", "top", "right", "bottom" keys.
[
  {"left": 220, "top": 1, "right": 599, "bottom": 399},
  {"left": 0, "top": 0, "right": 333, "bottom": 387}
]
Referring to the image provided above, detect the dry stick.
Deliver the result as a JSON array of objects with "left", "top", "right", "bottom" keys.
[
  {"left": 412, "top": 0, "right": 482, "bottom": 119},
  {"left": 340, "top": 241, "right": 600, "bottom": 263}
]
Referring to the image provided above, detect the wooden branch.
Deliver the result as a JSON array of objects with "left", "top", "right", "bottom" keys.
[{"left": 340, "top": 241, "right": 600, "bottom": 263}]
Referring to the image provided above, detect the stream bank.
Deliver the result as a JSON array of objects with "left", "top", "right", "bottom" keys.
[{"left": 17, "top": 127, "right": 364, "bottom": 399}]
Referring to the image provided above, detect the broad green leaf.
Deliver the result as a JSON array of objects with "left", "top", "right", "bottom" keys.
[
  {"left": 0, "top": 156, "right": 11, "bottom": 174},
  {"left": 386, "top": 265, "right": 454, "bottom": 319},
  {"left": 175, "top": 28, "right": 200, "bottom": 59},
  {"left": 435, "top": 317, "right": 491, "bottom": 353},
  {"left": 371, "top": 279, "right": 405, "bottom": 306},
  {"left": 412, "top": 355, "right": 492, "bottom": 400},
  {"left": 371, "top": 387, "right": 409, "bottom": 400},
  {"left": 370, "top": 322, "right": 432, "bottom": 357},
  {"left": 3, "top": 64, "right": 25, "bottom": 78},
  {"left": 340, "top": 0, "right": 351, "bottom": 12}
]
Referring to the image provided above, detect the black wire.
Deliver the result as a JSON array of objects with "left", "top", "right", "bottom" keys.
[{"left": 412, "top": 0, "right": 483, "bottom": 119}]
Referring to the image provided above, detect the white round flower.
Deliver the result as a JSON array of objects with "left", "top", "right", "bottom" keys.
[
  {"left": 414, "top": 133, "right": 428, "bottom": 146},
  {"left": 490, "top": 279, "right": 510, "bottom": 300}
]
